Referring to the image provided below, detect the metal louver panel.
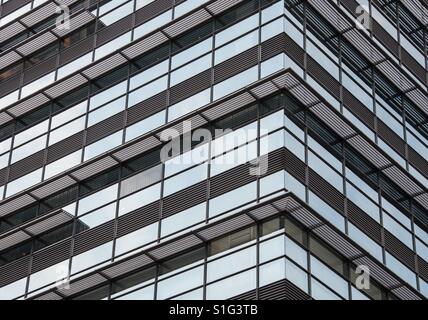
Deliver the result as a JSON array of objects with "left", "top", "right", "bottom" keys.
[
  {"left": 0, "top": 51, "right": 22, "bottom": 70},
  {"left": 0, "top": 22, "right": 26, "bottom": 44},
  {"left": 52, "top": 10, "right": 96, "bottom": 37},
  {"left": 310, "top": 104, "right": 356, "bottom": 139},
  {"left": 148, "top": 234, "right": 203, "bottom": 260},
  {"left": 382, "top": 166, "right": 423, "bottom": 196},
  {"left": 20, "top": 2, "right": 57, "bottom": 27},
  {"left": 30, "top": 176, "right": 76, "bottom": 199},
  {"left": 353, "top": 256, "right": 401, "bottom": 289},
  {"left": 44, "top": 74, "right": 87, "bottom": 98},
  {"left": 162, "top": 181, "right": 207, "bottom": 217},
  {"left": 122, "top": 32, "right": 168, "bottom": 59},
  {"left": 202, "top": 92, "right": 255, "bottom": 121},
  {"left": 347, "top": 135, "right": 391, "bottom": 168},
  {"left": 72, "top": 221, "right": 115, "bottom": 256},
  {"left": 58, "top": 274, "right": 108, "bottom": 297},
  {"left": 31, "top": 239, "right": 72, "bottom": 273},
  {"left": 313, "top": 225, "right": 361, "bottom": 259},
  {"left": 0, "top": 231, "right": 30, "bottom": 252},
  {"left": 0, "top": 256, "right": 30, "bottom": 287},
  {"left": 16, "top": 32, "right": 58, "bottom": 56},
  {"left": 113, "top": 136, "right": 161, "bottom": 162},
  {"left": 70, "top": 157, "right": 118, "bottom": 181},
  {"left": 8, "top": 93, "right": 50, "bottom": 117},
  {"left": 83, "top": 54, "right": 128, "bottom": 79},
  {"left": 384, "top": 230, "right": 415, "bottom": 270},
  {"left": 309, "top": 0, "right": 351, "bottom": 32},
  {"left": 347, "top": 200, "right": 382, "bottom": 243},
  {"left": 101, "top": 254, "right": 153, "bottom": 278},
  {"left": 163, "top": 9, "right": 211, "bottom": 37},
  {"left": 0, "top": 112, "right": 14, "bottom": 126},
  {"left": 214, "top": 47, "right": 258, "bottom": 84},
  {"left": 117, "top": 201, "right": 160, "bottom": 237},
  {"left": 0, "top": 194, "right": 36, "bottom": 217},
  {"left": 197, "top": 215, "right": 254, "bottom": 241},
  {"left": 170, "top": 69, "right": 212, "bottom": 104},
  {"left": 258, "top": 279, "right": 312, "bottom": 300},
  {"left": 206, "top": 0, "right": 243, "bottom": 15}
]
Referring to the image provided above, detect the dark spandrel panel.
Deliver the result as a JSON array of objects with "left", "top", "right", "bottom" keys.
[
  {"left": 134, "top": 0, "right": 173, "bottom": 26},
  {"left": 46, "top": 131, "right": 84, "bottom": 163},
  {"left": 73, "top": 220, "right": 115, "bottom": 256},
  {"left": 407, "top": 147, "right": 428, "bottom": 176},
  {"left": 371, "top": 20, "right": 399, "bottom": 58},
  {"left": 347, "top": 200, "right": 382, "bottom": 243},
  {"left": 59, "top": 35, "right": 94, "bottom": 66},
  {"left": 23, "top": 55, "right": 57, "bottom": 85},
  {"left": 116, "top": 201, "right": 160, "bottom": 238},
  {"left": 401, "top": 49, "right": 427, "bottom": 84},
  {"left": 0, "top": 254, "right": 30, "bottom": 287},
  {"left": 384, "top": 230, "right": 416, "bottom": 271},
  {"left": 342, "top": 88, "right": 375, "bottom": 130},
  {"left": 376, "top": 120, "right": 406, "bottom": 155},
  {"left": 308, "top": 169, "right": 345, "bottom": 214},
  {"left": 162, "top": 181, "right": 207, "bottom": 218},
  {"left": 283, "top": 34, "right": 304, "bottom": 68},
  {"left": 96, "top": 15, "right": 133, "bottom": 47},
  {"left": 418, "top": 256, "right": 428, "bottom": 282},
  {"left": 261, "top": 33, "right": 286, "bottom": 61},
  {"left": 169, "top": 69, "right": 212, "bottom": 105},
  {"left": 31, "top": 238, "right": 72, "bottom": 273},
  {"left": 284, "top": 149, "right": 306, "bottom": 183},
  {"left": 0, "top": 0, "right": 31, "bottom": 17},
  {"left": 306, "top": 56, "right": 340, "bottom": 100},
  {"left": 8, "top": 149, "right": 45, "bottom": 181},
  {"left": 210, "top": 163, "right": 257, "bottom": 198},
  {"left": 126, "top": 91, "right": 167, "bottom": 126},
  {"left": 214, "top": 46, "right": 258, "bottom": 84},
  {"left": 85, "top": 112, "right": 125, "bottom": 145}
]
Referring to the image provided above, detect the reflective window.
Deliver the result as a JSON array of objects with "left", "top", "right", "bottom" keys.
[
  {"left": 84, "top": 131, "right": 123, "bottom": 161},
  {"left": 71, "top": 241, "right": 113, "bottom": 275},
  {"left": 94, "top": 32, "right": 132, "bottom": 60},
  {"left": 115, "top": 222, "right": 158, "bottom": 256},
  {"left": 78, "top": 184, "right": 118, "bottom": 216},
  {"left": 118, "top": 182, "right": 161, "bottom": 216},
  {"left": 170, "top": 53, "right": 212, "bottom": 87},
  {"left": 206, "top": 269, "right": 256, "bottom": 300},
  {"left": 161, "top": 203, "right": 206, "bottom": 238},
  {"left": 207, "top": 246, "right": 256, "bottom": 282},
  {"left": 168, "top": 89, "right": 211, "bottom": 121},
  {"left": 157, "top": 266, "right": 204, "bottom": 299},
  {"left": 88, "top": 97, "right": 126, "bottom": 127},
  {"left": 163, "top": 163, "right": 208, "bottom": 196},
  {"left": 125, "top": 111, "right": 166, "bottom": 142},
  {"left": 209, "top": 181, "right": 257, "bottom": 217},
  {"left": 44, "top": 150, "right": 82, "bottom": 179},
  {"left": 49, "top": 116, "right": 86, "bottom": 146}
]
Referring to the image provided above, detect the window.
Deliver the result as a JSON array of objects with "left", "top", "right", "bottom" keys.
[
  {"left": 78, "top": 184, "right": 118, "bottom": 216},
  {"left": 209, "top": 181, "right": 257, "bottom": 217},
  {"left": 168, "top": 89, "right": 211, "bottom": 121},
  {"left": 88, "top": 96, "right": 126, "bottom": 127},
  {"left": 115, "top": 222, "right": 159, "bottom": 256},
  {"left": 84, "top": 131, "right": 123, "bottom": 161},
  {"left": 209, "top": 226, "right": 256, "bottom": 256},
  {"left": 118, "top": 183, "right": 161, "bottom": 216},
  {"left": 206, "top": 269, "right": 257, "bottom": 300},
  {"left": 163, "top": 163, "right": 208, "bottom": 196},
  {"left": 125, "top": 111, "right": 166, "bottom": 142},
  {"left": 49, "top": 116, "right": 86, "bottom": 146},
  {"left": 160, "top": 203, "right": 206, "bottom": 238},
  {"left": 71, "top": 241, "right": 113, "bottom": 275},
  {"left": 207, "top": 246, "right": 256, "bottom": 282},
  {"left": 157, "top": 266, "right": 204, "bottom": 300},
  {"left": 170, "top": 53, "right": 212, "bottom": 87}
]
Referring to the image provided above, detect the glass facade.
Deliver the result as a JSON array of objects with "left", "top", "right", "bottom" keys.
[{"left": 0, "top": 0, "right": 427, "bottom": 301}]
